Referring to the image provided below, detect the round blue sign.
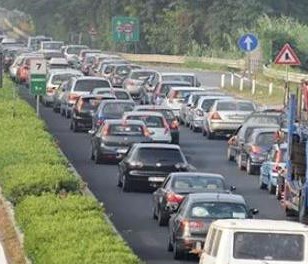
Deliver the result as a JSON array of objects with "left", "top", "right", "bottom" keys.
[{"left": 238, "top": 33, "right": 258, "bottom": 52}]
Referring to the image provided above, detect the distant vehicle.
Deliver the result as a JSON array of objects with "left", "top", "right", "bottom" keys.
[
  {"left": 168, "top": 193, "right": 258, "bottom": 260},
  {"left": 92, "top": 99, "right": 135, "bottom": 130},
  {"left": 42, "top": 69, "right": 83, "bottom": 106},
  {"left": 27, "top": 35, "right": 52, "bottom": 51},
  {"left": 109, "top": 64, "right": 142, "bottom": 88},
  {"left": 153, "top": 172, "right": 235, "bottom": 226},
  {"left": 117, "top": 143, "right": 196, "bottom": 192},
  {"left": 47, "top": 58, "right": 69, "bottom": 70},
  {"left": 203, "top": 99, "right": 256, "bottom": 139},
  {"left": 60, "top": 76, "right": 111, "bottom": 118},
  {"left": 63, "top": 45, "right": 88, "bottom": 62},
  {"left": 40, "top": 41, "right": 64, "bottom": 52},
  {"left": 236, "top": 128, "right": 279, "bottom": 175},
  {"left": 199, "top": 219, "right": 308, "bottom": 264},
  {"left": 91, "top": 87, "right": 133, "bottom": 101},
  {"left": 134, "top": 105, "right": 180, "bottom": 144},
  {"left": 122, "top": 111, "right": 172, "bottom": 143},
  {"left": 244, "top": 111, "right": 287, "bottom": 128},
  {"left": 259, "top": 143, "right": 287, "bottom": 194},
  {"left": 90, "top": 119, "right": 152, "bottom": 164},
  {"left": 78, "top": 49, "right": 101, "bottom": 63}
]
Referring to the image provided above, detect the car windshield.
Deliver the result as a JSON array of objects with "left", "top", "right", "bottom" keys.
[
  {"left": 172, "top": 90, "right": 193, "bottom": 99},
  {"left": 162, "top": 75, "right": 194, "bottom": 85},
  {"left": 172, "top": 176, "right": 225, "bottom": 191},
  {"left": 103, "top": 103, "right": 134, "bottom": 115},
  {"left": 109, "top": 124, "right": 143, "bottom": 136},
  {"left": 78, "top": 98, "right": 101, "bottom": 111},
  {"left": 256, "top": 132, "right": 275, "bottom": 145},
  {"left": 126, "top": 115, "right": 163, "bottom": 128},
  {"left": 75, "top": 80, "right": 110, "bottom": 91},
  {"left": 217, "top": 101, "right": 254, "bottom": 111},
  {"left": 51, "top": 74, "right": 76, "bottom": 85},
  {"left": 42, "top": 42, "right": 62, "bottom": 50},
  {"left": 131, "top": 71, "right": 155, "bottom": 80},
  {"left": 67, "top": 47, "right": 85, "bottom": 55},
  {"left": 136, "top": 109, "right": 175, "bottom": 121},
  {"left": 136, "top": 148, "right": 184, "bottom": 164},
  {"left": 115, "top": 66, "right": 130, "bottom": 75},
  {"left": 188, "top": 202, "right": 247, "bottom": 219},
  {"left": 233, "top": 232, "right": 304, "bottom": 261}
]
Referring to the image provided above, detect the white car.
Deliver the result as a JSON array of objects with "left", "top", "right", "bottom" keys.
[
  {"left": 123, "top": 111, "right": 172, "bottom": 143},
  {"left": 199, "top": 219, "right": 308, "bottom": 264},
  {"left": 162, "top": 87, "right": 205, "bottom": 118},
  {"left": 62, "top": 45, "right": 88, "bottom": 62}
]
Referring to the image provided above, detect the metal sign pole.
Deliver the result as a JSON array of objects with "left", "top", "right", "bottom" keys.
[
  {"left": 0, "top": 51, "right": 3, "bottom": 88},
  {"left": 36, "top": 95, "right": 40, "bottom": 117}
]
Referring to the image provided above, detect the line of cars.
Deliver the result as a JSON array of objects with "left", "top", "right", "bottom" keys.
[{"left": 4, "top": 36, "right": 304, "bottom": 263}]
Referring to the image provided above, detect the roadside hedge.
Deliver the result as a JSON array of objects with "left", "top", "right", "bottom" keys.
[{"left": 0, "top": 77, "right": 140, "bottom": 263}]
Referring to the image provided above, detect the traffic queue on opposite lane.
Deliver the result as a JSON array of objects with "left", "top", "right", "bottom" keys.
[{"left": 3, "top": 35, "right": 305, "bottom": 263}]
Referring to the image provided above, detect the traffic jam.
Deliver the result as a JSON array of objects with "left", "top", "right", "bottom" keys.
[{"left": 2, "top": 35, "right": 308, "bottom": 263}]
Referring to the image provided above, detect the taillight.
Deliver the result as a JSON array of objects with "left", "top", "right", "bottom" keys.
[
  {"left": 251, "top": 145, "right": 261, "bottom": 154},
  {"left": 127, "top": 80, "right": 135, "bottom": 85},
  {"left": 102, "top": 124, "right": 110, "bottom": 136},
  {"left": 196, "top": 109, "right": 204, "bottom": 117},
  {"left": 167, "top": 192, "right": 184, "bottom": 204},
  {"left": 210, "top": 112, "right": 221, "bottom": 120},
  {"left": 170, "top": 120, "right": 179, "bottom": 129},
  {"left": 272, "top": 164, "right": 282, "bottom": 173},
  {"left": 68, "top": 93, "right": 80, "bottom": 102},
  {"left": 180, "top": 220, "right": 205, "bottom": 237},
  {"left": 129, "top": 161, "right": 143, "bottom": 168}
]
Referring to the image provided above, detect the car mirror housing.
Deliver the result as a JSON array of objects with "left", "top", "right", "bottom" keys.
[{"left": 230, "top": 185, "right": 236, "bottom": 192}]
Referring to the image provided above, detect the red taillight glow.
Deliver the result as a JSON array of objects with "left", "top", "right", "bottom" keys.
[
  {"left": 143, "top": 126, "right": 151, "bottom": 137},
  {"left": 180, "top": 219, "right": 205, "bottom": 236},
  {"left": 272, "top": 164, "right": 282, "bottom": 173},
  {"left": 96, "top": 120, "right": 104, "bottom": 126},
  {"left": 68, "top": 93, "right": 80, "bottom": 102},
  {"left": 102, "top": 125, "right": 110, "bottom": 136},
  {"left": 210, "top": 112, "right": 221, "bottom": 120},
  {"left": 251, "top": 145, "right": 262, "bottom": 154},
  {"left": 167, "top": 192, "right": 184, "bottom": 204}
]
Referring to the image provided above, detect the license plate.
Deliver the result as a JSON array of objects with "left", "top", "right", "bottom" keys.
[
  {"left": 148, "top": 177, "right": 165, "bottom": 182},
  {"left": 117, "top": 148, "right": 128, "bottom": 154},
  {"left": 195, "top": 242, "right": 202, "bottom": 251}
]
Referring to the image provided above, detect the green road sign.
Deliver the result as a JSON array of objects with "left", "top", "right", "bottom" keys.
[
  {"left": 31, "top": 74, "right": 46, "bottom": 96},
  {"left": 112, "top": 16, "right": 140, "bottom": 42}
]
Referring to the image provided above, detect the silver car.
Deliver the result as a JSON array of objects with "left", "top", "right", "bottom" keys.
[{"left": 203, "top": 99, "right": 256, "bottom": 139}]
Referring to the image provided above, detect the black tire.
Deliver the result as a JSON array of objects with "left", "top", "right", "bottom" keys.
[
  {"left": 192, "top": 125, "right": 198, "bottom": 132},
  {"left": 158, "top": 208, "right": 168, "bottom": 226},
  {"left": 152, "top": 205, "right": 158, "bottom": 220},
  {"left": 207, "top": 130, "right": 215, "bottom": 140},
  {"left": 237, "top": 154, "right": 245, "bottom": 171},
  {"left": 65, "top": 109, "right": 71, "bottom": 119},
  {"left": 268, "top": 182, "right": 276, "bottom": 195},
  {"left": 173, "top": 241, "right": 184, "bottom": 260},
  {"left": 202, "top": 128, "right": 207, "bottom": 137},
  {"left": 246, "top": 158, "right": 254, "bottom": 175},
  {"left": 94, "top": 149, "right": 103, "bottom": 164},
  {"left": 167, "top": 236, "right": 173, "bottom": 252},
  {"left": 227, "top": 147, "right": 234, "bottom": 161},
  {"left": 72, "top": 120, "right": 79, "bottom": 133},
  {"left": 285, "top": 207, "right": 296, "bottom": 217},
  {"left": 60, "top": 107, "right": 65, "bottom": 116},
  {"left": 122, "top": 175, "right": 132, "bottom": 192},
  {"left": 117, "top": 173, "right": 122, "bottom": 187},
  {"left": 259, "top": 176, "right": 267, "bottom": 189},
  {"left": 90, "top": 146, "right": 94, "bottom": 160},
  {"left": 299, "top": 194, "right": 308, "bottom": 224}
]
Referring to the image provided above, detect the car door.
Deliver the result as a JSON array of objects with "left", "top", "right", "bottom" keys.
[{"left": 170, "top": 198, "right": 188, "bottom": 243}]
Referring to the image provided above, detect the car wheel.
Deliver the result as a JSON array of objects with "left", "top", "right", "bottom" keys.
[
  {"left": 202, "top": 128, "right": 207, "bottom": 137},
  {"left": 72, "top": 120, "right": 79, "bottom": 133},
  {"left": 246, "top": 158, "right": 254, "bottom": 175},
  {"left": 122, "top": 175, "right": 132, "bottom": 192},
  {"left": 60, "top": 106, "right": 65, "bottom": 116},
  {"left": 90, "top": 145, "right": 94, "bottom": 160},
  {"left": 276, "top": 180, "right": 283, "bottom": 200},
  {"left": 207, "top": 130, "right": 215, "bottom": 140},
  {"left": 285, "top": 207, "right": 296, "bottom": 217},
  {"left": 259, "top": 176, "right": 267, "bottom": 189},
  {"left": 94, "top": 149, "right": 103, "bottom": 164},
  {"left": 179, "top": 118, "right": 184, "bottom": 125},
  {"left": 237, "top": 154, "right": 245, "bottom": 170},
  {"left": 173, "top": 240, "right": 184, "bottom": 260},
  {"left": 167, "top": 235, "right": 173, "bottom": 252},
  {"left": 192, "top": 125, "right": 198, "bottom": 132},
  {"left": 299, "top": 194, "right": 308, "bottom": 224},
  {"left": 65, "top": 109, "right": 71, "bottom": 119},
  {"left": 268, "top": 182, "right": 276, "bottom": 195},
  {"left": 158, "top": 208, "right": 168, "bottom": 226},
  {"left": 117, "top": 173, "right": 122, "bottom": 187},
  {"left": 227, "top": 147, "right": 234, "bottom": 161},
  {"left": 152, "top": 205, "right": 158, "bottom": 220}
]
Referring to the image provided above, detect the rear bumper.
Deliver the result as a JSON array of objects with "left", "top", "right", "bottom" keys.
[
  {"left": 127, "top": 171, "right": 169, "bottom": 188},
  {"left": 192, "top": 119, "right": 203, "bottom": 128},
  {"left": 73, "top": 116, "right": 93, "bottom": 129},
  {"left": 209, "top": 121, "right": 241, "bottom": 133},
  {"left": 175, "top": 237, "right": 205, "bottom": 254}
]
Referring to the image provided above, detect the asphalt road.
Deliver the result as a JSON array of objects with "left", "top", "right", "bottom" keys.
[{"left": 19, "top": 69, "right": 286, "bottom": 264}]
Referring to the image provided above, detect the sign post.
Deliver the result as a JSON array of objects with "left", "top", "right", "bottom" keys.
[
  {"left": 0, "top": 51, "right": 3, "bottom": 88},
  {"left": 274, "top": 43, "right": 301, "bottom": 106},
  {"left": 30, "top": 59, "right": 47, "bottom": 116},
  {"left": 238, "top": 33, "right": 259, "bottom": 81}
]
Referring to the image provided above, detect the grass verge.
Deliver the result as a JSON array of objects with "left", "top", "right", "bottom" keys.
[{"left": 0, "top": 76, "right": 140, "bottom": 264}]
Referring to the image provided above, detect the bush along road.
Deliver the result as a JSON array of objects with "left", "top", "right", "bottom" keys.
[{"left": 0, "top": 76, "right": 140, "bottom": 264}]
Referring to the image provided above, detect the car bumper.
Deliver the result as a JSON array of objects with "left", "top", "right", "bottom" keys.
[
  {"left": 127, "top": 171, "right": 169, "bottom": 188},
  {"left": 175, "top": 237, "right": 205, "bottom": 254},
  {"left": 73, "top": 116, "right": 93, "bottom": 129},
  {"left": 209, "top": 121, "right": 241, "bottom": 133},
  {"left": 192, "top": 119, "right": 203, "bottom": 128},
  {"left": 100, "top": 145, "right": 129, "bottom": 160}
]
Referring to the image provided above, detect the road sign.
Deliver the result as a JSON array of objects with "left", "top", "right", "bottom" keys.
[
  {"left": 30, "top": 74, "right": 46, "bottom": 96},
  {"left": 112, "top": 16, "right": 140, "bottom": 42},
  {"left": 30, "top": 59, "right": 47, "bottom": 75},
  {"left": 238, "top": 33, "right": 258, "bottom": 52},
  {"left": 274, "top": 43, "right": 301, "bottom": 65}
]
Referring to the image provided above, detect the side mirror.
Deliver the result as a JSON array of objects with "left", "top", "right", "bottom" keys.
[
  {"left": 185, "top": 155, "right": 192, "bottom": 163},
  {"left": 88, "top": 129, "right": 96, "bottom": 136},
  {"left": 230, "top": 185, "right": 236, "bottom": 192},
  {"left": 249, "top": 208, "right": 259, "bottom": 217},
  {"left": 196, "top": 81, "right": 201, "bottom": 87}
]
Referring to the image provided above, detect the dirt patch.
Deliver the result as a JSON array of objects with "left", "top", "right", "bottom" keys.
[{"left": 0, "top": 197, "right": 27, "bottom": 264}]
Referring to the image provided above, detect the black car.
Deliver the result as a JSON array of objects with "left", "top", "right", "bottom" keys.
[
  {"left": 153, "top": 172, "right": 235, "bottom": 226},
  {"left": 90, "top": 120, "right": 152, "bottom": 164},
  {"left": 168, "top": 192, "right": 258, "bottom": 260},
  {"left": 117, "top": 143, "right": 196, "bottom": 192},
  {"left": 70, "top": 94, "right": 115, "bottom": 132},
  {"left": 134, "top": 105, "right": 180, "bottom": 144}
]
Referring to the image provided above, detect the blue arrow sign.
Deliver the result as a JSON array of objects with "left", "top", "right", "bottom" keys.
[{"left": 238, "top": 33, "right": 258, "bottom": 52}]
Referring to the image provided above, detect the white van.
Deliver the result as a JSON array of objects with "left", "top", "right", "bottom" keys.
[{"left": 199, "top": 219, "right": 308, "bottom": 264}]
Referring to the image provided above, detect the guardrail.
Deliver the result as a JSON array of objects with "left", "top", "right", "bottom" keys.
[
  {"left": 119, "top": 53, "right": 245, "bottom": 69},
  {"left": 263, "top": 65, "right": 308, "bottom": 83}
]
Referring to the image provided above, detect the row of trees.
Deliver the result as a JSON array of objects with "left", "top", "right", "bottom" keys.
[{"left": 1, "top": 0, "right": 308, "bottom": 64}]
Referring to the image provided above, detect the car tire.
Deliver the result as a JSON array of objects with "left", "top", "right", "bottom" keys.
[
  {"left": 202, "top": 128, "right": 207, "bottom": 137},
  {"left": 192, "top": 125, "right": 198, "bottom": 133},
  {"left": 207, "top": 130, "right": 215, "bottom": 140},
  {"left": 90, "top": 146, "right": 94, "bottom": 160},
  {"left": 122, "top": 175, "right": 132, "bottom": 192},
  {"left": 299, "top": 194, "right": 308, "bottom": 224},
  {"left": 152, "top": 205, "right": 158, "bottom": 220},
  {"left": 276, "top": 180, "right": 283, "bottom": 200},
  {"left": 285, "top": 207, "right": 296, "bottom": 217},
  {"left": 268, "top": 182, "right": 276, "bottom": 195},
  {"left": 94, "top": 149, "right": 103, "bottom": 164},
  {"left": 259, "top": 176, "right": 267, "bottom": 189},
  {"left": 158, "top": 208, "right": 168, "bottom": 226},
  {"left": 246, "top": 158, "right": 254, "bottom": 175},
  {"left": 227, "top": 147, "right": 234, "bottom": 161},
  {"left": 60, "top": 107, "right": 65, "bottom": 116},
  {"left": 72, "top": 120, "right": 79, "bottom": 133},
  {"left": 65, "top": 109, "right": 71, "bottom": 119},
  {"left": 117, "top": 173, "right": 123, "bottom": 187},
  {"left": 167, "top": 236, "right": 173, "bottom": 252},
  {"left": 173, "top": 241, "right": 184, "bottom": 260},
  {"left": 237, "top": 154, "right": 245, "bottom": 171}
]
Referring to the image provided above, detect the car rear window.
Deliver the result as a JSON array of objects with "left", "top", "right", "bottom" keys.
[
  {"left": 246, "top": 116, "right": 280, "bottom": 125},
  {"left": 42, "top": 42, "right": 63, "bottom": 50},
  {"left": 136, "top": 109, "right": 175, "bottom": 121},
  {"left": 126, "top": 115, "right": 163, "bottom": 128},
  {"left": 109, "top": 124, "right": 143, "bottom": 136},
  {"left": 162, "top": 75, "right": 194, "bottom": 85},
  {"left": 201, "top": 99, "right": 217, "bottom": 112},
  {"left": 256, "top": 132, "right": 276, "bottom": 145},
  {"left": 114, "top": 91, "right": 130, "bottom": 100},
  {"left": 233, "top": 232, "right": 304, "bottom": 261},
  {"left": 131, "top": 71, "right": 155, "bottom": 80},
  {"left": 115, "top": 65, "right": 130, "bottom": 75},
  {"left": 75, "top": 80, "right": 110, "bottom": 91},
  {"left": 51, "top": 73, "right": 76, "bottom": 85},
  {"left": 188, "top": 202, "right": 247, "bottom": 219},
  {"left": 171, "top": 90, "right": 193, "bottom": 99},
  {"left": 102, "top": 102, "right": 134, "bottom": 114},
  {"left": 217, "top": 101, "right": 254, "bottom": 111},
  {"left": 67, "top": 47, "right": 85, "bottom": 55},
  {"left": 78, "top": 98, "right": 101, "bottom": 110},
  {"left": 172, "top": 176, "right": 225, "bottom": 191},
  {"left": 137, "top": 148, "right": 184, "bottom": 164}
]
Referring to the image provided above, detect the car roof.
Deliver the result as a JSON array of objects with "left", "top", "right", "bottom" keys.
[
  {"left": 169, "top": 172, "right": 225, "bottom": 179},
  {"left": 130, "top": 69, "right": 157, "bottom": 73},
  {"left": 49, "top": 58, "right": 68, "bottom": 64},
  {"left": 161, "top": 81, "right": 191, "bottom": 85},
  {"left": 48, "top": 69, "right": 82, "bottom": 75},
  {"left": 100, "top": 99, "right": 135, "bottom": 105},
  {"left": 74, "top": 76, "right": 109, "bottom": 81},
  {"left": 161, "top": 72, "right": 195, "bottom": 76},
  {"left": 198, "top": 95, "right": 232, "bottom": 101},
  {"left": 187, "top": 193, "right": 246, "bottom": 204},
  {"left": 169, "top": 87, "right": 204, "bottom": 91},
  {"left": 104, "top": 119, "right": 145, "bottom": 126},
  {"left": 79, "top": 94, "right": 115, "bottom": 100},
  {"left": 134, "top": 143, "right": 181, "bottom": 149},
  {"left": 124, "top": 111, "right": 164, "bottom": 117},
  {"left": 92, "top": 87, "right": 128, "bottom": 92},
  {"left": 215, "top": 98, "right": 254, "bottom": 103},
  {"left": 212, "top": 219, "right": 308, "bottom": 232},
  {"left": 134, "top": 105, "right": 173, "bottom": 111},
  {"left": 251, "top": 128, "right": 279, "bottom": 135}
]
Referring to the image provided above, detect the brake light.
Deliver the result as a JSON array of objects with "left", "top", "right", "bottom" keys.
[
  {"left": 251, "top": 145, "right": 261, "bottom": 154},
  {"left": 196, "top": 109, "right": 204, "bottom": 117},
  {"left": 180, "top": 220, "right": 205, "bottom": 237},
  {"left": 167, "top": 192, "right": 184, "bottom": 204},
  {"left": 68, "top": 93, "right": 80, "bottom": 102},
  {"left": 127, "top": 80, "right": 135, "bottom": 85},
  {"left": 129, "top": 161, "right": 143, "bottom": 168},
  {"left": 102, "top": 124, "right": 110, "bottom": 136},
  {"left": 170, "top": 120, "right": 179, "bottom": 129},
  {"left": 210, "top": 112, "right": 221, "bottom": 120},
  {"left": 272, "top": 164, "right": 282, "bottom": 173}
]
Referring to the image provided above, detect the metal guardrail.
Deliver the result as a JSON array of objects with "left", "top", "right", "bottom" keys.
[
  {"left": 119, "top": 53, "right": 245, "bottom": 69},
  {"left": 263, "top": 65, "right": 308, "bottom": 83}
]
